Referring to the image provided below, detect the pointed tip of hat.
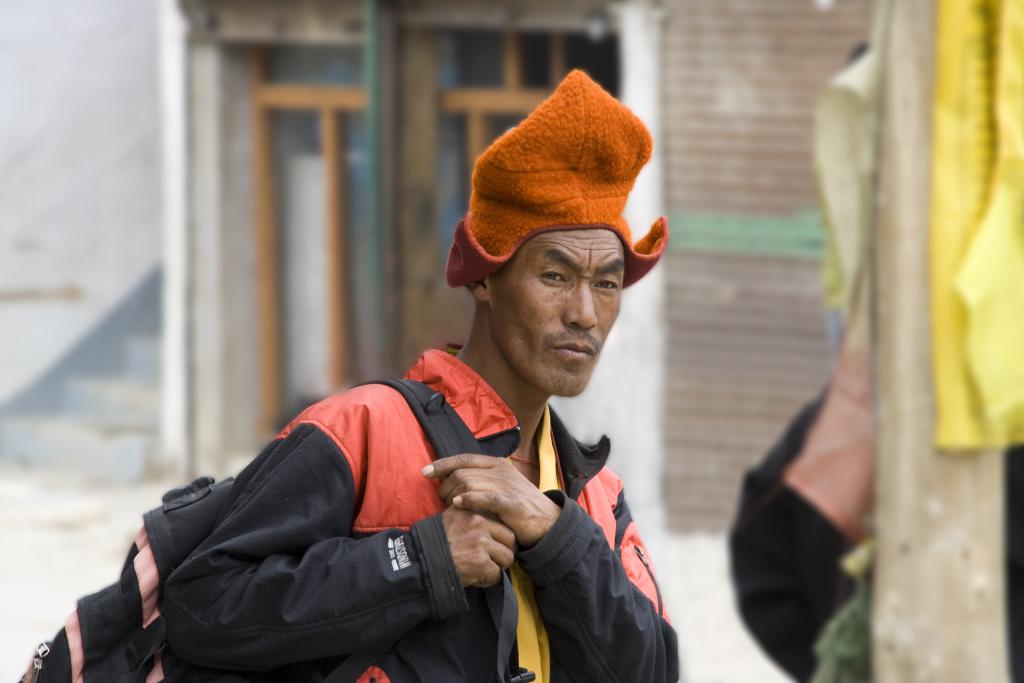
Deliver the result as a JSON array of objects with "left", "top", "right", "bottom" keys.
[
  {"left": 562, "top": 68, "right": 592, "bottom": 84},
  {"left": 558, "top": 68, "right": 608, "bottom": 95}
]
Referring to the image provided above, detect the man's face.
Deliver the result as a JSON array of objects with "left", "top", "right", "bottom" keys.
[{"left": 479, "top": 228, "right": 624, "bottom": 397}]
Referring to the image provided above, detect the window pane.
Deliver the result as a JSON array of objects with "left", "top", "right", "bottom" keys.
[
  {"left": 437, "top": 113, "right": 468, "bottom": 264},
  {"left": 566, "top": 33, "right": 619, "bottom": 95},
  {"left": 340, "top": 112, "right": 374, "bottom": 377},
  {"left": 520, "top": 32, "right": 552, "bottom": 88},
  {"left": 271, "top": 110, "right": 329, "bottom": 413},
  {"left": 267, "top": 45, "right": 363, "bottom": 85},
  {"left": 438, "top": 30, "right": 504, "bottom": 88}
]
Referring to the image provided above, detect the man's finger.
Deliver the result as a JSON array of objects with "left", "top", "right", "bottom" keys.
[
  {"left": 479, "top": 562, "right": 503, "bottom": 588},
  {"left": 437, "top": 471, "right": 502, "bottom": 503},
  {"left": 437, "top": 477, "right": 467, "bottom": 504},
  {"left": 422, "top": 453, "right": 496, "bottom": 478},
  {"left": 478, "top": 514, "right": 516, "bottom": 550},
  {"left": 486, "top": 539, "right": 515, "bottom": 570},
  {"left": 453, "top": 491, "right": 508, "bottom": 516}
]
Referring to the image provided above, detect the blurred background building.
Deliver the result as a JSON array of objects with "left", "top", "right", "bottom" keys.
[
  {"left": 1, "top": 0, "right": 869, "bottom": 530},
  {"left": 1, "top": 1, "right": 871, "bottom": 679},
  {"left": 1, "top": 1, "right": 164, "bottom": 479}
]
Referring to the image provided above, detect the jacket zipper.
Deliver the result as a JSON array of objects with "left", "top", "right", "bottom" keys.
[{"left": 634, "top": 546, "right": 663, "bottom": 617}]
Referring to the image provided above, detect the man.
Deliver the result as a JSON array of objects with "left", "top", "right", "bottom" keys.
[{"left": 162, "top": 70, "right": 677, "bottom": 682}]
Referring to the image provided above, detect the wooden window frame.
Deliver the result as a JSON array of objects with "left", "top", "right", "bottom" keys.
[
  {"left": 250, "top": 47, "right": 366, "bottom": 434},
  {"left": 440, "top": 31, "right": 569, "bottom": 172}
]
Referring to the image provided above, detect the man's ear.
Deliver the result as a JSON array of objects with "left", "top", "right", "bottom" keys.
[{"left": 466, "top": 277, "right": 491, "bottom": 304}]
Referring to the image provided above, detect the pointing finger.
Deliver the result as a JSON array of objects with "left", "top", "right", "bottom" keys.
[{"left": 422, "top": 453, "right": 496, "bottom": 478}]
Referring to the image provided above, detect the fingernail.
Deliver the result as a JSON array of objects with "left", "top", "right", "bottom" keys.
[
  {"left": 421, "top": 464, "right": 434, "bottom": 476},
  {"left": 453, "top": 495, "right": 463, "bottom": 506}
]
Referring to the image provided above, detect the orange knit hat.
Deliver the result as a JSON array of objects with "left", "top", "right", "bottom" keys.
[{"left": 445, "top": 69, "right": 668, "bottom": 288}]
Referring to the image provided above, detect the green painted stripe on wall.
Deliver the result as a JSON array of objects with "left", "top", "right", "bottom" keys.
[{"left": 667, "top": 210, "right": 826, "bottom": 258}]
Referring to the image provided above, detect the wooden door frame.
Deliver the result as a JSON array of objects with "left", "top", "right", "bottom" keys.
[
  {"left": 250, "top": 47, "right": 367, "bottom": 434},
  {"left": 439, "top": 31, "right": 568, "bottom": 172}
]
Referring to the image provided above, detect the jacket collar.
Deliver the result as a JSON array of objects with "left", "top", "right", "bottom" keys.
[
  {"left": 405, "top": 349, "right": 612, "bottom": 499},
  {"left": 549, "top": 408, "right": 611, "bottom": 500},
  {"left": 404, "top": 349, "right": 519, "bottom": 440}
]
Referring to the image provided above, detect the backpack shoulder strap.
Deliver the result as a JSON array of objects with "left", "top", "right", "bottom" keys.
[
  {"left": 375, "top": 378, "right": 480, "bottom": 458},
  {"left": 380, "top": 379, "right": 524, "bottom": 682},
  {"left": 327, "top": 379, "right": 521, "bottom": 683}
]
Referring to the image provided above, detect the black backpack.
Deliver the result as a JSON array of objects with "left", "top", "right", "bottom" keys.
[{"left": 22, "top": 379, "right": 525, "bottom": 683}]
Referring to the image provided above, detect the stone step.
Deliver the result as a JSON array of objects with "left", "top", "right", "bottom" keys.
[
  {"left": 124, "top": 336, "right": 160, "bottom": 383},
  {"left": 0, "top": 417, "right": 153, "bottom": 482},
  {"left": 63, "top": 378, "right": 159, "bottom": 429}
]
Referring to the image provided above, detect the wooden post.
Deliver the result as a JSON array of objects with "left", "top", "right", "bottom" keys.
[
  {"left": 871, "top": 0, "right": 1009, "bottom": 680},
  {"left": 397, "top": 28, "right": 444, "bottom": 365}
]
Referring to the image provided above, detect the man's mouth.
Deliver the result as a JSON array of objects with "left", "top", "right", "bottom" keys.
[{"left": 552, "top": 343, "right": 597, "bottom": 358}]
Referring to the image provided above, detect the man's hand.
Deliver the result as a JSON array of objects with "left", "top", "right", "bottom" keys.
[
  {"left": 442, "top": 506, "right": 516, "bottom": 588},
  {"left": 424, "top": 454, "right": 561, "bottom": 547}
]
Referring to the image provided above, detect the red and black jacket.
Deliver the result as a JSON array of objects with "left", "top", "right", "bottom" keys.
[{"left": 161, "top": 350, "right": 678, "bottom": 682}]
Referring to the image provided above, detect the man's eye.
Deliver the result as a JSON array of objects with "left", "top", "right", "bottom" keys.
[
  {"left": 543, "top": 272, "right": 567, "bottom": 282},
  {"left": 595, "top": 280, "right": 620, "bottom": 290}
]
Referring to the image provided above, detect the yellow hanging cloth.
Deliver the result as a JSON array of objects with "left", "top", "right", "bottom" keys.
[
  {"left": 931, "top": 0, "right": 1024, "bottom": 448},
  {"left": 955, "top": 0, "right": 1024, "bottom": 444},
  {"left": 509, "top": 406, "right": 560, "bottom": 682}
]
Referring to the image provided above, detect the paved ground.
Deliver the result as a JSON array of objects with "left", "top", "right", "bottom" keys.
[
  {"left": 0, "top": 463, "right": 787, "bottom": 683},
  {"left": 661, "top": 534, "right": 789, "bottom": 683}
]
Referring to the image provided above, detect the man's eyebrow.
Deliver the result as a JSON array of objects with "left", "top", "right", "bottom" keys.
[
  {"left": 597, "top": 258, "right": 625, "bottom": 277},
  {"left": 542, "top": 248, "right": 584, "bottom": 273},
  {"left": 542, "top": 248, "right": 624, "bottom": 278}
]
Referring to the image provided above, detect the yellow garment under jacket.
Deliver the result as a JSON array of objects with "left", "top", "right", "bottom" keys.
[{"left": 509, "top": 406, "right": 560, "bottom": 682}]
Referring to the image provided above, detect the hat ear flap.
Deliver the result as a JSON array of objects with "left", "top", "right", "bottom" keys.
[
  {"left": 620, "top": 216, "right": 669, "bottom": 287},
  {"left": 633, "top": 216, "right": 668, "bottom": 256}
]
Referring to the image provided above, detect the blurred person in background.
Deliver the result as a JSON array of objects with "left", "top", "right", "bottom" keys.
[
  {"left": 727, "top": 374, "right": 870, "bottom": 682},
  {"left": 728, "top": 381, "right": 1024, "bottom": 682},
  {"left": 159, "top": 70, "right": 677, "bottom": 683}
]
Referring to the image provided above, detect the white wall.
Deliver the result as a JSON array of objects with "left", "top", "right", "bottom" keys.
[
  {"left": 552, "top": 2, "right": 669, "bottom": 557},
  {"left": 159, "top": 0, "right": 188, "bottom": 474},
  {"left": 0, "top": 0, "right": 162, "bottom": 404}
]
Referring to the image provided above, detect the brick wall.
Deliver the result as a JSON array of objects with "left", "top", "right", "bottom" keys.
[
  {"left": 664, "top": 250, "right": 833, "bottom": 531},
  {"left": 660, "top": 0, "right": 872, "bottom": 532},
  {"left": 662, "top": 0, "right": 872, "bottom": 214}
]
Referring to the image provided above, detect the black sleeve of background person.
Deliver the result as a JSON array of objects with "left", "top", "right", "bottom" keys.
[
  {"left": 728, "top": 393, "right": 854, "bottom": 683},
  {"left": 518, "top": 491, "right": 679, "bottom": 683},
  {"left": 162, "top": 424, "right": 444, "bottom": 671},
  {"left": 1006, "top": 446, "right": 1024, "bottom": 682}
]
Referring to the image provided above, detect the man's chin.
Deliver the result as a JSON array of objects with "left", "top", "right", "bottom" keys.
[{"left": 545, "top": 370, "right": 595, "bottom": 397}]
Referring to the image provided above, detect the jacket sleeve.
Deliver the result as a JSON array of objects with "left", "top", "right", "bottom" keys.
[
  {"left": 517, "top": 490, "right": 679, "bottom": 683},
  {"left": 162, "top": 423, "right": 466, "bottom": 671},
  {"left": 727, "top": 396, "right": 853, "bottom": 683},
  {"left": 729, "top": 485, "right": 851, "bottom": 683}
]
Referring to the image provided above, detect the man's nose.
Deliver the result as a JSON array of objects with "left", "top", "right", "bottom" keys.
[{"left": 565, "top": 283, "right": 598, "bottom": 330}]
